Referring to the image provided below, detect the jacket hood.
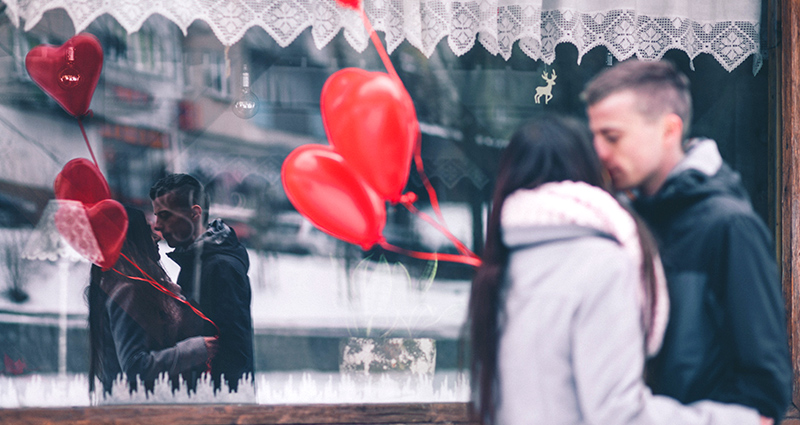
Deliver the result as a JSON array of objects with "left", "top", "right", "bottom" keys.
[
  {"left": 635, "top": 138, "right": 750, "bottom": 213},
  {"left": 500, "top": 181, "right": 635, "bottom": 251},
  {"left": 167, "top": 219, "right": 249, "bottom": 270}
]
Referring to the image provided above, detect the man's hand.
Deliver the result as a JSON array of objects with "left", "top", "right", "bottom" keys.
[
  {"left": 204, "top": 337, "right": 219, "bottom": 360},
  {"left": 760, "top": 416, "right": 773, "bottom": 425}
]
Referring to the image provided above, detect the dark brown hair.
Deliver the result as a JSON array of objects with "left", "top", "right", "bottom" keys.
[
  {"left": 468, "top": 114, "right": 605, "bottom": 424},
  {"left": 87, "top": 206, "right": 177, "bottom": 394},
  {"left": 149, "top": 173, "right": 209, "bottom": 225},
  {"left": 581, "top": 60, "right": 692, "bottom": 137}
]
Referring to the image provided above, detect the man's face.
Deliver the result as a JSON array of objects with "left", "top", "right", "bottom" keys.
[
  {"left": 152, "top": 192, "right": 199, "bottom": 248},
  {"left": 587, "top": 90, "right": 676, "bottom": 196}
]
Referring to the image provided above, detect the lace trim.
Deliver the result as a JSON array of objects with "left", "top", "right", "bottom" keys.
[
  {"left": 5, "top": 1, "right": 760, "bottom": 73},
  {"left": 22, "top": 200, "right": 98, "bottom": 263}
]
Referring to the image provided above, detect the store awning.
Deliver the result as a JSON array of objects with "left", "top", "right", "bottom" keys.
[{"left": 3, "top": 0, "right": 761, "bottom": 72}]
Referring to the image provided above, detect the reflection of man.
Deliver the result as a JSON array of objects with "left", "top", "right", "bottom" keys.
[
  {"left": 150, "top": 174, "right": 254, "bottom": 392},
  {"left": 583, "top": 60, "right": 790, "bottom": 424}
]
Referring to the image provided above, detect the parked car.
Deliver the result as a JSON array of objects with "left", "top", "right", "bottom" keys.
[{"left": 260, "top": 211, "right": 338, "bottom": 257}]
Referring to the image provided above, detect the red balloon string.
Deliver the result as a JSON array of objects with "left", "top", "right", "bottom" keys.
[
  {"left": 77, "top": 114, "right": 99, "bottom": 170},
  {"left": 410, "top": 133, "right": 447, "bottom": 225},
  {"left": 113, "top": 252, "right": 220, "bottom": 338},
  {"left": 378, "top": 240, "right": 482, "bottom": 268},
  {"left": 401, "top": 199, "right": 478, "bottom": 259},
  {"left": 403, "top": 133, "right": 479, "bottom": 260},
  {"left": 357, "top": 6, "right": 400, "bottom": 82},
  {"left": 348, "top": 1, "right": 481, "bottom": 268}
]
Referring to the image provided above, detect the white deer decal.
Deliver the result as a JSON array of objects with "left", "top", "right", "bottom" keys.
[{"left": 534, "top": 69, "right": 557, "bottom": 105}]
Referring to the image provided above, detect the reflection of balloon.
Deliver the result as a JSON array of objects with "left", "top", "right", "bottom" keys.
[
  {"left": 25, "top": 33, "right": 103, "bottom": 117},
  {"left": 85, "top": 199, "right": 127, "bottom": 270},
  {"left": 335, "top": 0, "right": 361, "bottom": 8},
  {"left": 54, "top": 158, "right": 111, "bottom": 206},
  {"left": 321, "top": 68, "right": 418, "bottom": 204},
  {"left": 54, "top": 199, "right": 128, "bottom": 270},
  {"left": 281, "top": 145, "right": 386, "bottom": 249},
  {"left": 53, "top": 158, "right": 126, "bottom": 270}
]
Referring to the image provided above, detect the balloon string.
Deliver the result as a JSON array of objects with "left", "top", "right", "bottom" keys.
[
  {"left": 401, "top": 199, "right": 478, "bottom": 259},
  {"left": 357, "top": 6, "right": 399, "bottom": 82},
  {"left": 379, "top": 240, "right": 482, "bottom": 268},
  {"left": 114, "top": 253, "right": 220, "bottom": 338},
  {"left": 404, "top": 132, "right": 478, "bottom": 259},
  {"left": 78, "top": 115, "right": 99, "bottom": 169},
  {"left": 353, "top": 1, "right": 479, "bottom": 266},
  {"left": 411, "top": 133, "right": 447, "bottom": 225}
]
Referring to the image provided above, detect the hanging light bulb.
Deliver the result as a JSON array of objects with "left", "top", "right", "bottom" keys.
[
  {"left": 232, "top": 64, "right": 259, "bottom": 119},
  {"left": 58, "top": 46, "right": 81, "bottom": 89}
]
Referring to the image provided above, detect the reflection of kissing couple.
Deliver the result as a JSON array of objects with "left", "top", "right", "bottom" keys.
[{"left": 87, "top": 174, "right": 254, "bottom": 396}]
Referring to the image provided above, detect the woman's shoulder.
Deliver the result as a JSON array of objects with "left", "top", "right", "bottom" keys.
[{"left": 507, "top": 233, "right": 634, "bottom": 300}]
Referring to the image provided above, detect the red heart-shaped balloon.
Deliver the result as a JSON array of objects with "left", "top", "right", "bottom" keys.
[
  {"left": 335, "top": 0, "right": 361, "bottom": 9},
  {"left": 86, "top": 199, "right": 127, "bottom": 269},
  {"left": 54, "top": 158, "right": 111, "bottom": 206},
  {"left": 321, "top": 68, "right": 419, "bottom": 204},
  {"left": 281, "top": 144, "right": 386, "bottom": 250},
  {"left": 26, "top": 33, "right": 103, "bottom": 118},
  {"left": 54, "top": 199, "right": 128, "bottom": 270}
]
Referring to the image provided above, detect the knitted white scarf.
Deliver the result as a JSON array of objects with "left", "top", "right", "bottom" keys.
[{"left": 502, "top": 181, "right": 669, "bottom": 357}]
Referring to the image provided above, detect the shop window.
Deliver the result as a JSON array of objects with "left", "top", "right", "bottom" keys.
[{"left": 0, "top": 3, "right": 771, "bottom": 418}]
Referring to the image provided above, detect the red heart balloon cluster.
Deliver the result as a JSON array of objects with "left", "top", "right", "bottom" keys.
[
  {"left": 26, "top": 33, "right": 103, "bottom": 118},
  {"left": 54, "top": 158, "right": 128, "bottom": 270},
  {"left": 281, "top": 68, "right": 419, "bottom": 249}
]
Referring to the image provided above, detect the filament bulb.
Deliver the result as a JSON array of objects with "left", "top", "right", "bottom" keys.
[
  {"left": 232, "top": 64, "right": 259, "bottom": 119},
  {"left": 58, "top": 46, "right": 81, "bottom": 89}
]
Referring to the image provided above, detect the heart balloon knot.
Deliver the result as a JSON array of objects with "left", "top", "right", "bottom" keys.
[
  {"left": 362, "top": 237, "right": 384, "bottom": 251},
  {"left": 399, "top": 192, "right": 418, "bottom": 205}
]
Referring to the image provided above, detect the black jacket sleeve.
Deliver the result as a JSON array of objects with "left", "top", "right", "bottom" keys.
[
  {"left": 711, "top": 214, "right": 791, "bottom": 421},
  {"left": 199, "top": 255, "right": 254, "bottom": 386}
]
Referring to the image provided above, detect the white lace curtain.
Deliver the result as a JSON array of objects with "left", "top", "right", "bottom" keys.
[{"left": 3, "top": 0, "right": 762, "bottom": 72}]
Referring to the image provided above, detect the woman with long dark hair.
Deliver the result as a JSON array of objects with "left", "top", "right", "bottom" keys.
[
  {"left": 468, "top": 114, "right": 764, "bottom": 424},
  {"left": 87, "top": 206, "right": 217, "bottom": 397}
]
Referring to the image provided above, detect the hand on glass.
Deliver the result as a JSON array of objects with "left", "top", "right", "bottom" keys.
[{"left": 204, "top": 336, "right": 219, "bottom": 360}]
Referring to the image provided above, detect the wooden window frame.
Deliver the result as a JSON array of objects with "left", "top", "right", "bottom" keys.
[
  {"left": 0, "top": 402, "right": 476, "bottom": 424},
  {"left": 779, "top": 0, "right": 800, "bottom": 423}
]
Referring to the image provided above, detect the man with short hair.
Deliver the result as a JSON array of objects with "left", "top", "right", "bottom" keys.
[
  {"left": 583, "top": 60, "right": 790, "bottom": 423},
  {"left": 150, "top": 173, "right": 254, "bottom": 392}
]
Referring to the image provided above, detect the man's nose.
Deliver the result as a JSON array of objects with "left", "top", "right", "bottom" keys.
[{"left": 593, "top": 137, "right": 611, "bottom": 162}]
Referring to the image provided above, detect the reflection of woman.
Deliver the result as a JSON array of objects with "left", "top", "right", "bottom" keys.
[
  {"left": 468, "top": 115, "right": 763, "bottom": 424},
  {"left": 87, "top": 207, "right": 217, "bottom": 395}
]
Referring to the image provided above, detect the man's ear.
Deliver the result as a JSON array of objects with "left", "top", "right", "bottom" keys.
[
  {"left": 191, "top": 205, "right": 202, "bottom": 221},
  {"left": 662, "top": 113, "right": 684, "bottom": 150}
]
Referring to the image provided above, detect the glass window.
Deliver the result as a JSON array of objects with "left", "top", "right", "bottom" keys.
[{"left": 0, "top": 7, "right": 769, "bottom": 409}]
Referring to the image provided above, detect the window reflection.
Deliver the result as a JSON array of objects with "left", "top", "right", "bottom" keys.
[
  {"left": 0, "top": 10, "right": 482, "bottom": 406},
  {"left": 0, "top": 6, "right": 769, "bottom": 408}
]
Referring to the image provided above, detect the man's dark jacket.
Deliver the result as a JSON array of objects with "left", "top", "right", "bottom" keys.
[
  {"left": 634, "top": 139, "right": 791, "bottom": 421},
  {"left": 168, "top": 219, "right": 255, "bottom": 391}
]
